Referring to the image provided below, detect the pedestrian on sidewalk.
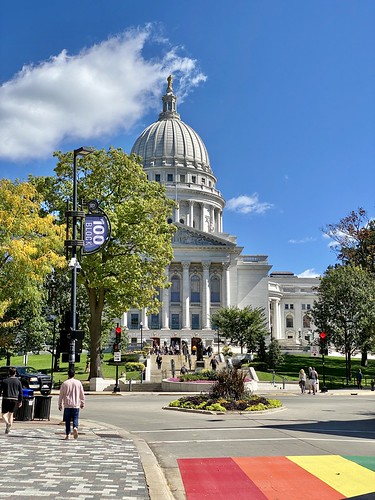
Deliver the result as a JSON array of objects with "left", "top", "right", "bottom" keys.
[
  {"left": 298, "top": 368, "right": 306, "bottom": 394},
  {"left": 58, "top": 369, "right": 85, "bottom": 440},
  {"left": 356, "top": 369, "right": 363, "bottom": 389},
  {"left": 0, "top": 367, "right": 23, "bottom": 434},
  {"left": 308, "top": 366, "right": 318, "bottom": 395},
  {"left": 156, "top": 354, "right": 163, "bottom": 369}
]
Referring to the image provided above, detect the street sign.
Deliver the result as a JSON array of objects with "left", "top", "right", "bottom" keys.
[
  {"left": 113, "top": 351, "right": 121, "bottom": 362},
  {"left": 310, "top": 345, "right": 320, "bottom": 357}
]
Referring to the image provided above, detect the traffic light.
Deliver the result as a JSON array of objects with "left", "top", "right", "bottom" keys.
[
  {"left": 114, "top": 325, "right": 122, "bottom": 352},
  {"left": 319, "top": 331, "right": 328, "bottom": 355}
]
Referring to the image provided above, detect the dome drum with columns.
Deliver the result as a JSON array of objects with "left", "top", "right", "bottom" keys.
[{"left": 123, "top": 76, "right": 319, "bottom": 351}]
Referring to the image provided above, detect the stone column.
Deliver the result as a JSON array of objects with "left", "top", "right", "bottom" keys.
[
  {"left": 182, "top": 262, "right": 190, "bottom": 329},
  {"left": 202, "top": 262, "right": 211, "bottom": 329},
  {"left": 209, "top": 206, "right": 214, "bottom": 232},
  {"left": 161, "top": 267, "right": 170, "bottom": 330},
  {"left": 141, "top": 309, "right": 148, "bottom": 329},
  {"left": 175, "top": 202, "right": 180, "bottom": 223},
  {"left": 189, "top": 200, "right": 194, "bottom": 228},
  {"left": 121, "top": 312, "right": 128, "bottom": 329},
  {"left": 222, "top": 262, "right": 230, "bottom": 307},
  {"left": 273, "top": 299, "right": 282, "bottom": 340}
]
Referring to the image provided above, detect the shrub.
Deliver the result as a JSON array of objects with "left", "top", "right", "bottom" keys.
[
  {"left": 210, "top": 368, "right": 248, "bottom": 400},
  {"left": 168, "top": 393, "right": 282, "bottom": 412},
  {"left": 179, "top": 370, "right": 218, "bottom": 382},
  {"left": 124, "top": 362, "right": 145, "bottom": 372}
]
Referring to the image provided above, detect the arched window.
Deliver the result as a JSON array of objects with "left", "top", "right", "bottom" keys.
[
  {"left": 210, "top": 276, "right": 221, "bottom": 303},
  {"left": 171, "top": 275, "right": 180, "bottom": 302},
  {"left": 286, "top": 315, "right": 294, "bottom": 328},
  {"left": 303, "top": 314, "right": 311, "bottom": 328},
  {"left": 191, "top": 275, "right": 200, "bottom": 303}
]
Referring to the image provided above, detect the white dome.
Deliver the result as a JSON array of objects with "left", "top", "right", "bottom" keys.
[{"left": 131, "top": 118, "right": 211, "bottom": 171}]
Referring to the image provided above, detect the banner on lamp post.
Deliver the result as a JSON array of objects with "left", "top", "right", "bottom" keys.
[{"left": 83, "top": 213, "right": 110, "bottom": 254}]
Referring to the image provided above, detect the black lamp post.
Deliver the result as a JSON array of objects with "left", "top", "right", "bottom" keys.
[{"left": 67, "top": 147, "right": 93, "bottom": 372}]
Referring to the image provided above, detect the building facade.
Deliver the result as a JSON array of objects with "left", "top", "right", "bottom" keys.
[{"left": 121, "top": 78, "right": 319, "bottom": 350}]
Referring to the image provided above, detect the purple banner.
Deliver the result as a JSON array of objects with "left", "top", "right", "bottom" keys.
[{"left": 84, "top": 214, "right": 109, "bottom": 254}]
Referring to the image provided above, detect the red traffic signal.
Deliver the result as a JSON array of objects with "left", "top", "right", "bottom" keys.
[
  {"left": 115, "top": 326, "right": 122, "bottom": 334},
  {"left": 319, "top": 332, "right": 327, "bottom": 340}
]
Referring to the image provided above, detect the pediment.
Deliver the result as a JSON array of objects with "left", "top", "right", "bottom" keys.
[{"left": 172, "top": 224, "right": 236, "bottom": 247}]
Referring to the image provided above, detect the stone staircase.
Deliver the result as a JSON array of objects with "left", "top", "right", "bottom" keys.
[{"left": 147, "top": 354, "right": 225, "bottom": 382}]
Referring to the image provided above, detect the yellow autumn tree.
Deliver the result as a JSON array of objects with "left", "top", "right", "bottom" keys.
[{"left": 0, "top": 179, "right": 65, "bottom": 332}]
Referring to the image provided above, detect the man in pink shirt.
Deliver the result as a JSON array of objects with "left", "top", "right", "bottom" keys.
[{"left": 58, "top": 369, "right": 85, "bottom": 440}]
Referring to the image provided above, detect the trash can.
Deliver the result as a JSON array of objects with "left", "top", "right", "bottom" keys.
[
  {"left": 34, "top": 395, "right": 52, "bottom": 420},
  {"left": 14, "top": 389, "right": 34, "bottom": 421}
]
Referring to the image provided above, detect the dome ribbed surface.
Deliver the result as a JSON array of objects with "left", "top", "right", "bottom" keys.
[{"left": 131, "top": 118, "right": 211, "bottom": 171}]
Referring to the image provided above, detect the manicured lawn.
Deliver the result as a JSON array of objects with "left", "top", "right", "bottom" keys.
[
  {"left": 0, "top": 352, "right": 141, "bottom": 387},
  {"left": 254, "top": 354, "right": 375, "bottom": 389}
]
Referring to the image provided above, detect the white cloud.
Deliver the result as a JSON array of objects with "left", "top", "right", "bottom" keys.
[
  {"left": 288, "top": 237, "right": 316, "bottom": 244},
  {"left": 298, "top": 269, "right": 320, "bottom": 278},
  {"left": 0, "top": 25, "right": 206, "bottom": 161},
  {"left": 226, "top": 194, "right": 273, "bottom": 215}
]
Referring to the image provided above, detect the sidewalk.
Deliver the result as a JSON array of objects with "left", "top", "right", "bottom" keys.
[{"left": 0, "top": 416, "right": 158, "bottom": 500}]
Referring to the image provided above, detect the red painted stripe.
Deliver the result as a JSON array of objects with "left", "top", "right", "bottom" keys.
[
  {"left": 233, "top": 457, "right": 344, "bottom": 500},
  {"left": 178, "top": 457, "right": 268, "bottom": 500}
]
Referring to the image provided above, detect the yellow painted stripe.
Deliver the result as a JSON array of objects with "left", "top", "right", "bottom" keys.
[{"left": 287, "top": 455, "right": 375, "bottom": 497}]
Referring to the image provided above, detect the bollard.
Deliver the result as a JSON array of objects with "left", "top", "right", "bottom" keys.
[{"left": 129, "top": 379, "right": 132, "bottom": 392}]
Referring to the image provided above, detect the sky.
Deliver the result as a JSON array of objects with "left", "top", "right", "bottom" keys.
[{"left": 0, "top": 0, "right": 374, "bottom": 277}]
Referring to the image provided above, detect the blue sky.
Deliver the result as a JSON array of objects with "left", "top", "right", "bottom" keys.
[{"left": 1, "top": 1, "right": 374, "bottom": 277}]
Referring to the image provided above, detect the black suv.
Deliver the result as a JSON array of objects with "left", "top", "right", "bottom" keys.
[{"left": 0, "top": 366, "right": 52, "bottom": 395}]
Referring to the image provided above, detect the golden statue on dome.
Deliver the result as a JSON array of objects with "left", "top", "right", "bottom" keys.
[{"left": 167, "top": 74, "right": 173, "bottom": 92}]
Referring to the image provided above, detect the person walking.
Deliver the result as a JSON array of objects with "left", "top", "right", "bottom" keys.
[
  {"left": 356, "top": 369, "right": 363, "bottom": 389},
  {"left": 308, "top": 366, "right": 318, "bottom": 395},
  {"left": 210, "top": 356, "right": 219, "bottom": 371},
  {"left": 0, "top": 367, "right": 23, "bottom": 434},
  {"left": 298, "top": 368, "right": 306, "bottom": 394},
  {"left": 58, "top": 369, "right": 85, "bottom": 440},
  {"left": 156, "top": 354, "right": 163, "bottom": 370}
]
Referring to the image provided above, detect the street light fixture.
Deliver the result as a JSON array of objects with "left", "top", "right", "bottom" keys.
[{"left": 67, "top": 146, "right": 93, "bottom": 372}]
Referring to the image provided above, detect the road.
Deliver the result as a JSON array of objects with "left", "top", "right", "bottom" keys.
[{"left": 79, "top": 391, "right": 375, "bottom": 498}]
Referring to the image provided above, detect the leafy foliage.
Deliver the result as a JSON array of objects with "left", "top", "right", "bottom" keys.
[
  {"left": 0, "top": 180, "right": 65, "bottom": 352},
  {"left": 323, "top": 208, "right": 375, "bottom": 275},
  {"left": 267, "top": 339, "right": 284, "bottom": 369},
  {"left": 312, "top": 264, "right": 375, "bottom": 377},
  {"left": 211, "top": 306, "right": 269, "bottom": 352},
  {"left": 32, "top": 148, "right": 176, "bottom": 378}
]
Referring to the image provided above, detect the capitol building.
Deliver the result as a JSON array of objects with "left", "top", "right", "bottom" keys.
[{"left": 120, "top": 77, "right": 319, "bottom": 351}]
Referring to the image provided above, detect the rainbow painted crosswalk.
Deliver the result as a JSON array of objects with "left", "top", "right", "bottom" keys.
[{"left": 178, "top": 455, "right": 375, "bottom": 499}]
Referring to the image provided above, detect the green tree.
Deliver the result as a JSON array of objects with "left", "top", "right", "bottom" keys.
[
  {"left": 0, "top": 179, "right": 65, "bottom": 330},
  {"left": 32, "top": 148, "right": 176, "bottom": 378},
  {"left": 211, "top": 306, "right": 268, "bottom": 354},
  {"left": 267, "top": 339, "right": 284, "bottom": 369},
  {"left": 323, "top": 208, "right": 375, "bottom": 275},
  {"left": 312, "top": 265, "right": 375, "bottom": 383}
]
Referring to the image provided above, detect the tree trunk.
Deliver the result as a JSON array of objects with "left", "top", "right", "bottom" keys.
[
  {"left": 361, "top": 350, "right": 368, "bottom": 367},
  {"left": 88, "top": 288, "right": 105, "bottom": 379}
]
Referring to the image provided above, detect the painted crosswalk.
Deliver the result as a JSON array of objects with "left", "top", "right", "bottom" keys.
[{"left": 178, "top": 455, "right": 375, "bottom": 499}]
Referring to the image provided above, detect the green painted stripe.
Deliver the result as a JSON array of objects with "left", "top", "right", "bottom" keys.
[{"left": 344, "top": 456, "right": 375, "bottom": 473}]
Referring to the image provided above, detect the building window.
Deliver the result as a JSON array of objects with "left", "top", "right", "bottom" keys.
[
  {"left": 286, "top": 315, "right": 294, "bottom": 328},
  {"left": 192, "top": 314, "right": 200, "bottom": 329},
  {"left": 180, "top": 218, "right": 185, "bottom": 224},
  {"left": 155, "top": 174, "right": 161, "bottom": 182},
  {"left": 192, "top": 175, "right": 196, "bottom": 183},
  {"left": 131, "top": 337, "right": 137, "bottom": 344},
  {"left": 191, "top": 275, "right": 201, "bottom": 303},
  {"left": 171, "top": 275, "right": 180, "bottom": 302},
  {"left": 167, "top": 174, "right": 173, "bottom": 182},
  {"left": 285, "top": 304, "right": 289, "bottom": 310},
  {"left": 171, "top": 314, "right": 180, "bottom": 329},
  {"left": 307, "top": 304, "right": 311, "bottom": 310},
  {"left": 167, "top": 218, "right": 173, "bottom": 224},
  {"left": 210, "top": 276, "right": 221, "bottom": 303},
  {"left": 303, "top": 314, "right": 311, "bottom": 328},
  {"left": 290, "top": 304, "right": 294, "bottom": 310},
  {"left": 130, "top": 314, "right": 139, "bottom": 329},
  {"left": 201, "top": 178, "right": 206, "bottom": 184},
  {"left": 180, "top": 174, "right": 185, "bottom": 183},
  {"left": 302, "top": 304, "right": 306, "bottom": 310},
  {"left": 150, "top": 314, "right": 160, "bottom": 329}
]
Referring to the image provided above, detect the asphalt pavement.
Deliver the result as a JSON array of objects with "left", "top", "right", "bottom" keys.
[{"left": 1, "top": 385, "right": 374, "bottom": 499}]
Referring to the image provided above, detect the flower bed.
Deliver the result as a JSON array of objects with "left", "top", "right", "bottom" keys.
[{"left": 168, "top": 394, "right": 282, "bottom": 412}]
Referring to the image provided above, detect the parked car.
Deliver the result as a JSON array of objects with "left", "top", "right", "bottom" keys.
[
  {"left": 0, "top": 366, "right": 52, "bottom": 395},
  {"left": 231, "top": 353, "right": 254, "bottom": 368}
]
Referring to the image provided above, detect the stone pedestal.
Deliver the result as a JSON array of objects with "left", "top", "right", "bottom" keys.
[{"left": 195, "top": 360, "right": 205, "bottom": 372}]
